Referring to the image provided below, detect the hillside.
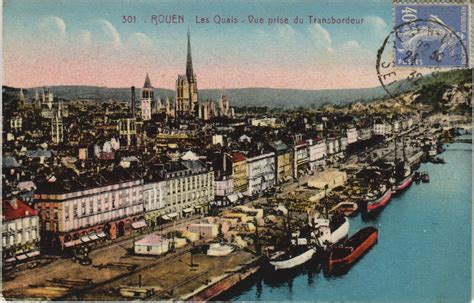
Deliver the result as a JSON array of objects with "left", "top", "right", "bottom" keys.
[{"left": 4, "top": 68, "right": 471, "bottom": 110}]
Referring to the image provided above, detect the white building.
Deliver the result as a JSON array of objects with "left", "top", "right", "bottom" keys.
[
  {"left": 247, "top": 152, "right": 276, "bottom": 196},
  {"left": 2, "top": 199, "right": 41, "bottom": 264},
  {"left": 346, "top": 127, "right": 358, "bottom": 144},
  {"left": 308, "top": 140, "right": 327, "bottom": 171}
]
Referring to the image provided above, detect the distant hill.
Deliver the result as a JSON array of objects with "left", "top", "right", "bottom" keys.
[
  {"left": 18, "top": 85, "right": 387, "bottom": 109},
  {"left": 5, "top": 68, "right": 471, "bottom": 110}
]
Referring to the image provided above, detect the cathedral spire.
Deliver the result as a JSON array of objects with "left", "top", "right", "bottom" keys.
[
  {"left": 143, "top": 72, "right": 152, "bottom": 88},
  {"left": 186, "top": 30, "right": 194, "bottom": 82}
]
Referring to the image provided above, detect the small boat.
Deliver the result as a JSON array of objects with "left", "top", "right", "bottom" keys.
[
  {"left": 328, "top": 226, "right": 378, "bottom": 274},
  {"left": 269, "top": 246, "right": 316, "bottom": 271},
  {"left": 413, "top": 171, "right": 421, "bottom": 184},
  {"left": 207, "top": 243, "right": 234, "bottom": 257},
  {"left": 311, "top": 216, "right": 350, "bottom": 250},
  {"left": 421, "top": 172, "right": 430, "bottom": 183},
  {"left": 364, "top": 184, "right": 392, "bottom": 214},
  {"left": 329, "top": 202, "right": 359, "bottom": 217}
]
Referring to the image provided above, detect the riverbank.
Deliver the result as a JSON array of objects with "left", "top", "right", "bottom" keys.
[{"left": 221, "top": 141, "right": 472, "bottom": 302}]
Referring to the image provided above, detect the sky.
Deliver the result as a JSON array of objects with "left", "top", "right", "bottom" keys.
[{"left": 3, "top": 0, "right": 393, "bottom": 90}]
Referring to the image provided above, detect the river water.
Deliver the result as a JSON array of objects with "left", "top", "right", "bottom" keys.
[{"left": 222, "top": 141, "right": 472, "bottom": 302}]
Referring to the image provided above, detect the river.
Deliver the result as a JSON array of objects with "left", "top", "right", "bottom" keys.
[{"left": 221, "top": 140, "right": 472, "bottom": 302}]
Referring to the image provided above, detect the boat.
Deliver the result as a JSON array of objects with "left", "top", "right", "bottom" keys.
[
  {"left": 328, "top": 226, "right": 378, "bottom": 274},
  {"left": 311, "top": 215, "right": 350, "bottom": 250},
  {"left": 329, "top": 202, "right": 359, "bottom": 217},
  {"left": 421, "top": 172, "right": 430, "bottom": 183},
  {"left": 268, "top": 207, "right": 316, "bottom": 271},
  {"left": 364, "top": 183, "right": 392, "bottom": 214},
  {"left": 391, "top": 166, "right": 413, "bottom": 194},
  {"left": 207, "top": 243, "right": 234, "bottom": 257},
  {"left": 269, "top": 246, "right": 316, "bottom": 271},
  {"left": 391, "top": 135, "right": 414, "bottom": 194},
  {"left": 413, "top": 171, "right": 421, "bottom": 184}
]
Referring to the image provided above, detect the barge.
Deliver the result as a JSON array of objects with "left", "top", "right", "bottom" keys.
[{"left": 328, "top": 226, "right": 378, "bottom": 274}]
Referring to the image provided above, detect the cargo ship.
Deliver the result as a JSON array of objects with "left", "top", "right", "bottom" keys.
[
  {"left": 269, "top": 246, "right": 316, "bottom": 271},
  {"left": 391, "top": 166, "right": 413, "bottom": 194},
  {"left": 327, "top": 226, "right": 378, "bottom": 274},
  {"left": 364, "top": 184, "right": 392, "bottom": 214},
  {"left": 311, "top": 215, "right": 350, "bottom": 250}
]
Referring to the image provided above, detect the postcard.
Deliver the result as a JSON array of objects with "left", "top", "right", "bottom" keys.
[{"left": 2, "top": 0, "right": 472, "bottom": 301}]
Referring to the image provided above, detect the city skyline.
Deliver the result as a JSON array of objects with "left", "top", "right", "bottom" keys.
[{"left": 4, "top": 0, "right": 392, "bottom": 90}]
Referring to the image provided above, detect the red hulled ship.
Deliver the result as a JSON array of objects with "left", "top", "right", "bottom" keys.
[
  {"left": 328, "top": 226, "right": 378, "bottom": 274},
  {"left": 365, "top": 184, "right": 392, "bottom": 213}
]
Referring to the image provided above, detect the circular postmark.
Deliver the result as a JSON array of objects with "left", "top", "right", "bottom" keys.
[{"left": 376, "top": 18, "right": 469, "bottom": 100}]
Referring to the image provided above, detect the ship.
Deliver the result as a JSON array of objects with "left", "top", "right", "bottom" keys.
[
  {"left": 327, "top": 226, "right": 378, "bottom": 274},
  {"left": 364, "top": 183, "right": 392, "bottom": 214},
  {"left": 268, "top": 246, "right": 316, "bottom": 271},
  {"left": 391, "top": 134, "right": 414, "bottom": 195},
  {"left": 311, "top": 215, "right": 350, "bottom": 250},
  {"left": 329, "top": 202, "right": 359, "bottom": 217},
  {"left": 391, "top": 166, "right": 413, "bottom": 194}
]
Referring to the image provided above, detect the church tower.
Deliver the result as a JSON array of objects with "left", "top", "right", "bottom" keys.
[
  {"left": 141, "top": 73, "right": 153, "bottom": 121},
  {"left": 176, "top": 30, "right": 198, "bottom": 116}
]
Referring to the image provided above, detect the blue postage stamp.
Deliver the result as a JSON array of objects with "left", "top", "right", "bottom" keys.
[{"left": 394, "top": 3, "right": 469, "bottom": 67}]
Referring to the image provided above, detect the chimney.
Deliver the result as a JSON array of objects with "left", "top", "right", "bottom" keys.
[{"left": 131, "top": 86, "right": 136, "bottom": 117}]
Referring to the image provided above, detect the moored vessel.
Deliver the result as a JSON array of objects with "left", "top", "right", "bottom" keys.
[
  {"left": 269, "top": 246, "right": 316, "bottom": 271},
  {"left": 328, "top": 226, "right": 378, "bottom": 274},
  {"left": 329, "top": 202, "right": 359, "bottom": 217},
  {"left": 364, "top": 184, "right": 392, "bottom": 214}
]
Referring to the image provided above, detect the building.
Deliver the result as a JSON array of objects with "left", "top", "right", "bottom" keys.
[
  {"left": 346, "top": 127, "right": 358, "bottom": 144},
  {"left": 232, "top": 152, "right": 248, "bottom": 194},
  {"left": 134, "top": 234, "right": 170, "bottom": 256},
  {"left": 251, "top": 118, "right": 278, "bottom": 128},
  {"left": 141, "top": 73, "right": 153, "bottom": 121},
  {"left": 308, "top": 139, "right": 327, "bottom": 171},
  {"left": 51, "top": 111, "right": 64, "bottom": 144},
  {"left": 268, "top": 140, "right": 293, "bottom": 184},
  {"left": 211, "top": 153, "right": 234, "bottom": 206},
  {"left": 176, "top": 31, "right": 198, "bottom": 116},
  {"left": 144, "top": 160, "right": 213, "bottom": 224},
  {"left": 293, "top": 141, "right": 310, "bottom": 178},
  {"left": 218, "top": 89, "right": 231, "bottom": 117},
  {"left": 33, "top": 169, "right": 145, "bottom": 253},
  {"left": 199, "top": 100, "right": 216, "bottom": 121},
  {"left": 118, "top": 117, "right": 137, "bottom": 145},
  {"left": 246, "top": 152, "right": 275, "bottom": 196},
  {"left": 2, "top": 198, "right": 40, "bottom": 264}
]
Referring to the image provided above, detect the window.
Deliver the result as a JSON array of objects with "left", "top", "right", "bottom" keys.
[
  {"left": 81, "top": 202, "right": 86, "bottom": 215},
  {"left": 32, "top": 229, "right": 36, "bottom": 239},
  {"left": 147, "top": 245, "right": 152, "bottom": 252},
  {"left": 97, "top": 200, "right": 102, "bottom": 212},
  {"left": 2, "top": 236, "right": 6, "bottom": 246},
  {"left": 9, "top": 235, "right": 14, "bottom": 245},
  {"left": 17, "top": 233, "right": 22, "bottom": 243},
  {"left": 65, "top": 206, "right": 70, "bottom": 220},
  {"left": 25, "top": 231, "right": 30, "bottom": 242}
]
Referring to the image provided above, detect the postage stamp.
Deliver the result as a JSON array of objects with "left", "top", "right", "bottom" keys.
[{"left": 393, "top": 2, "right": 469, "bottom": 67}]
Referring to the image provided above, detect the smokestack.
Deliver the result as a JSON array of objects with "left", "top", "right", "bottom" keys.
[{"left": 131, "top": 86, "right": 136, "bottom": 117}]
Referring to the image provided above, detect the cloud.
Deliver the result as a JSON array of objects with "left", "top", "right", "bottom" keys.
[
  {"left": 128, "top": 32, "right": 152, "bottom": 49},
  {"left": 343, "top": 40, "right": 361, "bottom": 50},
  {"left": 364, "top": 15, "right": 388, "bottom": 38},
  {"left": 277, "top": 25, "right": 298, "bottom": 38},
  {"left": 98, "top": 19, "right": 121, "bottom": 49},
  {"left": 39, "top": 16, "right": 66, "bottom": 37},
  {"left": 309, "top": 24, "right": 332, "bottom": 46},
  {"left": 77, "top": 30, "right": 92, "bottom": 46}
]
